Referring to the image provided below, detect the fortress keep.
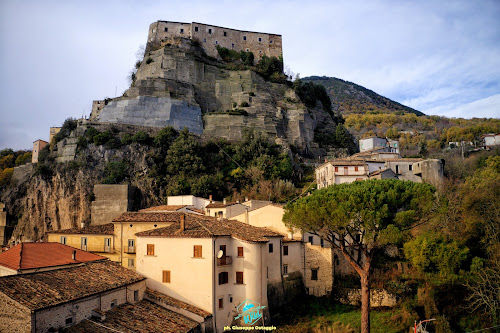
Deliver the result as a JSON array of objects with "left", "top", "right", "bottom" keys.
[{"left": 147, "top": 21, "right": 283, "bottom": 61}]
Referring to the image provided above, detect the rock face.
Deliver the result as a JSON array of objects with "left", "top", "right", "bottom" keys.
[{"left": 91, "top": 38, "right": 336, "bottom": 151}]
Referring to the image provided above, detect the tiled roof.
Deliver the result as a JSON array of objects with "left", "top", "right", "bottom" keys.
[
  {"left": 113, "top": 212, "right": 214, "bottom": 223},
  {"left": 0, "top": 242, "right": 106, "bottom": 271},
  {"left": 135, "top": 214, "right": 282, "bottom": 243},
  {"left": 0, "top": 261, "right": 146, "bottom": 310},
  {"left": 139, "top": 205, "right": 187, "bottom": 212},
  {"left": 47, "top": 223, "right": 114, "bottom": 235},
  {"left": 146, "top": 288, "right": 211, "bottom": 318},
  {"left": 326, "top": 160, "right": 367, "bottom": 166},
  {"left": 205, "top": 202, "right": 237, "bottom": 208},
  {"left": 185, "top": 207, "right": 204, "bottom": 214},
  {"left": 67, "top": 300, "right": 199, "bottom": 333}
]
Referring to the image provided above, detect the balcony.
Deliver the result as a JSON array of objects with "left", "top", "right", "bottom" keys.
[
  {"left": 217, "top": 256, "right": 232, "bottom": 266},
  {"left": 124, "top": 246, "right": 136, "bottom": 254}
]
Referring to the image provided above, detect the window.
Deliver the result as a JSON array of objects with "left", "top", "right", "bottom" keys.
[
  {"left": 194, "top": 245, "right": 202, "bottom": 258},
  {"left": 409, "top": 164, "right": 413, "bottom": 171},
  {"left": 218, "top": 271, "right": 228, "bottom": 285},
  {"left": 128, "top": 259, "right": 135, "bottom": 267},
  {"left": 344, "top": 166, "right": 348, "bottom": 174},
  {"left": 110, "top": 299, "right": 117, "bottom": 307},
  {"left": 81, "top": 237, "right": 87, "bottom": 250},
  {"left": 320, "top": 239, "right": 324, "bottom": 247},
  {"left": 231, "top": 43, "right": 234, "bottom": 48},
  {"left": 60, "top": 236, "right": 66, "bottom": 245},
  {"left": 243, "top": 35, "right": 247, "bottom": 41},
  {"left": 220, "top": 245, "right": 226, "bottom": 256},
  {"left": 308, "top": 236, "right": 313, "bottom": 244},
  {"left": 224, "top": 31, "right": 227, "bottom": 36},
  {"left": 269, "top": 243, "right": 273, "bottom": 253},
  {"left": 208, "top": 28, "right": 212, "bottom": 34},
  {"left": 180, "top": 28, "right": 184, "bottom": 33},
  {"left": 258, "top": 37, "right": 262, "bottom": 42},
  {"left": 270, "top": 40, "right": 273, "bottom": 44},
  {"left": 215, "top": 40, "right": 218, "bottom": 45},
  {"left": 195, "top": 26, "right": 198, "bottom": 32},
  {"left": 238, "top": 247, "right": 244, "bottom": 257},
  {"left": 283, "top": 245, "right": 288, "bottom": 256},
  {"left": 147, "top": 244, "right": 155, "bottom": 255},
  {"left": 164, "top": 27, "right": 168, "bottom": 32},
  {"left": 311, "top": 269, "right": 318, "bottom": 280},
  {"left": 283, "top": 264, "right": 288, "bottom": 274},
  {"left": 236, "top": 271, "right": 244, "bottom": 284},
  {"left": 218, "top": 297, "right": 223, "bottom": 309},
  {"left": 335, "top": 167, "right": 339, "bottom": 172},
  {"left": 396, "top": 165, "right": 400, "bottom": 174},
  {"left": 355, "top": 166, "right": 359, "bottom": 172},
  {"left": 246, "top": 48, "right": 249, "bottom": 52},
  {"left": 134, "top": 290, "right": 139, "bottom": 301},
  {"left": 203, "top": 38, "right": 206, "bottom": 43},
  {"left": 163, "top": 270, "right": 171, "bottom": 283},
  {"left": 259, "top": 50, "right": 262, "bottom": 54},
  {"left": 65, "top": 317, "right": 73, "bottom": 325},
  {"left": 105, "top": 238, "right": 111, "bottom": 251}
]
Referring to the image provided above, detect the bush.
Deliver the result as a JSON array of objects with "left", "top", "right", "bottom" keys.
[
  {"left": 293, "top": 79, "right": 332, "bottom": 114},
  {"left": 240, "top": 101, "right": 249, "bottom": 107},
  {"left": 84, "top": 127, "right": 100, "bottom": 140},
  {"left": 249, "top": 92, "right": 255, "bottom": 96},
  {"left": 0, "top": 168, "right": 14, "bottom": 187},
  {"left": 216, "top": 45, "right": 241, "bottom": 62},
  {"left": 132, "top": 131, "right": 152, "bottom": 145},
  {"left": 256, "top": 55, "right": 283, "bottom": 80},
  {"left": 15, "top": 152, "right": 32, "bottom": 166},
  {"left": 121, "top": 133, "right": 133, "bottom": 145},
  {"left": 53, "top": 118, "right": 77, "bottom": 143},
  {"left": 93, "top": 131, "right": 113, "bottom": 146},
  {"left": 154, "top": 127, "right": 178, "bottom": 148},
  {"left": 102, "top": 161, "right": 129, "bottom": 184},
  {"left": 77, "top": 136, "right": 88, "bottom": 150},
  {"left": 240, "top": 51, "right": 254, "bottom": 66}
]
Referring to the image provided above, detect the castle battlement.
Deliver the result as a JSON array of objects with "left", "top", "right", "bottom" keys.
[{"left": 147, "top": 21, "right": 282, "bottom": 62}]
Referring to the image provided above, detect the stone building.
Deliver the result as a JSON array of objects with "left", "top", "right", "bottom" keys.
[
  {"left": 31, "top": 139, "right": 48, "bottom": 163},
  {"left": 49, "top": 127, "right": 61, "bottom": 144},
  {"left": 0, "top": 260, "right": 146, "bottom": 332},
  {"left": 147, "top": 21, "right": 282, "bottom": 62}
]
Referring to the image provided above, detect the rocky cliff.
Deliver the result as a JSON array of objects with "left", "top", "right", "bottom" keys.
[{"left": 92, "top": 37, "right": 338, "bottom": 153}]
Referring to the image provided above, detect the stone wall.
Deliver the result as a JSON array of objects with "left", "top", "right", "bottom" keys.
[
  {"left": 91, "top": 184, "right": 133, "bottom": 226},
  {"left": 338, "top": 288, "right": 398, "bottom": 308},
  {"left": 95, "top": 96, "right": 203, "bottom": 134},
  {"left": 415, "top": 159, "right": 444, "bottom": 189},
  {"left": 304, "top": 243, "right": 333, "bottom": 296},
  {"left": 0, "top": 202, "right": 6, "bottom": 246},
  {"left": 90, "top": 100, "right": 106, "bottom": 121},
  {"left": 267, "top": 272, "right": 305, "bottom": 310}
]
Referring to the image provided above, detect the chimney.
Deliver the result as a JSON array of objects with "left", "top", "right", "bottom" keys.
[
  {"left": 245, "top": 196, "right": 248, "bottom": 202},
  {"left": 180, "top": 213, "right": 185, "bottom": 231},
  {"left": 209, "top": 195, "right": 212, "bottom": 203},
  {"left": 80, "top": 222, "right": 85, "bottom": 229},
  {"left": 223, "top": 198, "right": 226, "bottom": 205},
  {"left": 72, "top": 250, "right": 76, "bottom": 260}
]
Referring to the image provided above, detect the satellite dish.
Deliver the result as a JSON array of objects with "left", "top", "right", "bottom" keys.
[{"left": 217, "top": 250, "right": 224, "bottom": 258}]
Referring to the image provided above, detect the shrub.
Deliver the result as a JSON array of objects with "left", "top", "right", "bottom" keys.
[
  {"left": 154, "top": 127, "right": 178, "bottom": 148},
  {"left": 15, "top": 152, "right": 32, "bottom": 166},
  {"left": 256, "top": 55, "right": 283, "bottom": 80},
  {"left": 132, "top": 131, "right": 152, "bottom": 145},
  {"left": 232, "top": 102, "right": 237, "bottom": 108},
  {"left": 121, "top": 133, "right": 133, "bottom": 145},
  {"left": 240, "top": 51, "right": 254, "bottom": 66},
  {"left": 216, "top": 45, "right": 241, "bottom": 62},
  {"left": 102, "top": 161, "right": 129, "bottom": 184},
  {"left": 240, "top": 101, "right": 249, "bottom": 107},
  {"left": 249, "top": 92, "right": 255, "bottom": 96},
  {"left": 53, "top": 118, "right": 77, "bottom": 143},
  {"left": 84, "top": 127, "right": 99, "bottom": 140},
  {"left": 93, "top": 131, "right": 113, "bottom": 146},
  {"left": 77, "top": 136, "right": 88, "bottom": 150},
  {"left": 0, "top": 168, "right": 14, "bottom": 187},
  {"left": 293, "top": 79, "right": 332, "bottom": 114}
]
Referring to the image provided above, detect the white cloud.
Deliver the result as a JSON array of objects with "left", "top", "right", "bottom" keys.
[{"left": 425, "top": 94, "right": 500, "bottom": 119}]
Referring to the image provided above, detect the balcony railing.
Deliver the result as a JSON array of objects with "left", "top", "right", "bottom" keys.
[
  {"left": 124, "top": 246, "right": 136, "bottom": 254},
  {"left": 217, "top": 256, "right": 232, "bottom": 266}
]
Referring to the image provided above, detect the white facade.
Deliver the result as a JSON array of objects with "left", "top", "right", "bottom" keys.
[
  {"left": 136, "top": 234, "right": 282, "bottom": 332},
  {"left": 359, "top": 137, "right": 399, "bottom": 154},
  {"left": 483, "top": 134, "right": 500, "bottom": 147},
  {"left": 166, "top": 195, "right": 211, "bottom": 211},
  {"left": 316, "top": 162, "right": 368, "bottom": 189}
]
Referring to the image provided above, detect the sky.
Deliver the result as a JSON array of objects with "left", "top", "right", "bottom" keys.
[{"left": 1, "top": 0, "right": 499, "bottom": 150}]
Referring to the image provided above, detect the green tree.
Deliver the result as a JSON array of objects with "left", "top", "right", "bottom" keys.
[
  {"left": 165, "top": 128, "right": 204, "bottom": 175},
  {"left": 283, "top": 179, "right": 436, "bottom": 333}
]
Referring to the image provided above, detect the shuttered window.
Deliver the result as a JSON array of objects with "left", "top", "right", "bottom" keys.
[
  {"left": 236, "top": 272, "right": 244, "bottom": 284},
  {"left": 218, "top": 272, "right": 228, "bottom": 285},
  {"left": 163, "top": 270, "right": 171, "bottom": 283},
  {"left": 147, "top": 244, "right": 155, "bottom": 255},
  {"left": 238, "top": 247, "right": 244, "bottom": 257},
  {"left": 194, "top": 245, "right": 202, "bottom": 258},
  {"left": 283, "top": 245, "right": 288, "bottom": 256}
]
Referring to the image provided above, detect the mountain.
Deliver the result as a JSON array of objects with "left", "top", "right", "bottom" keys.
[{"left": 302, "top": 76, "right": 424, "bottom": 116}]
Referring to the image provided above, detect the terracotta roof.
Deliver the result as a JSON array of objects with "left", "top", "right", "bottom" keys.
[
  {"left": 283, "top": 237, "right": 302, "bottom": 243},
  {"left": 146, "top": 288, "right": 211, "bottom": 318},
  {"left": 135, "top": 214, "right": 282, "bottom": 243},
  {"left": 139, "top": 205, "right": 187, "bottom": 212},
  {"left": 205, "top": 202, "right": 238, "bottom": 208},
  {"left": 185, "top": 207, "right": 204, "bottom": 214},
  {"left": 0, "top": 261, "right": 146, "bottom": 310},
  {"left": 67, "top": 300, "right": 199, "bottom": 333},
  {"left": 47, "top": 223, "right": 114, "bottom": 235},
  {"left": 113, "top": 212, "right": 214, "bottom": 223},
  {"left": 0, "top": 242, "right": 106, "bottom": 271},
  {"left": 325, "top": 160, "right": 367, "bottom": 166}
]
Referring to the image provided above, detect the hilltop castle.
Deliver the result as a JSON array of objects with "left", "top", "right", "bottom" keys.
[{"left": 147, "top": 21, "right": 283, "bottom": 61}]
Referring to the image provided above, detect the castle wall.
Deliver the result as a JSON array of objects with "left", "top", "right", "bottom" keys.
[
  {"left": 148, "top": 21, "right": 282, "bottom": 63},
  {"left": 95, "top": 96, "right": 203, "bottom": 134},
  {"left": 91, "top": 184, "right": 133, "bottom": 226}
]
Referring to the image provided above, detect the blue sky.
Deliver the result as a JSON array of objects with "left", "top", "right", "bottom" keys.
[{"left": 1, "top": 0, "right": 499, "bottom": 150}]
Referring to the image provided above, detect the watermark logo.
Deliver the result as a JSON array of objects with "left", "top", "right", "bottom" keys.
[{"left": 234, "top": 299, "right": 266, "bottom": 325}]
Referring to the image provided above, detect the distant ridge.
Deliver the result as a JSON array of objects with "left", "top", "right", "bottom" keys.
[{"left": 302, "top": 76, "right": 425, "bottom": 116}]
